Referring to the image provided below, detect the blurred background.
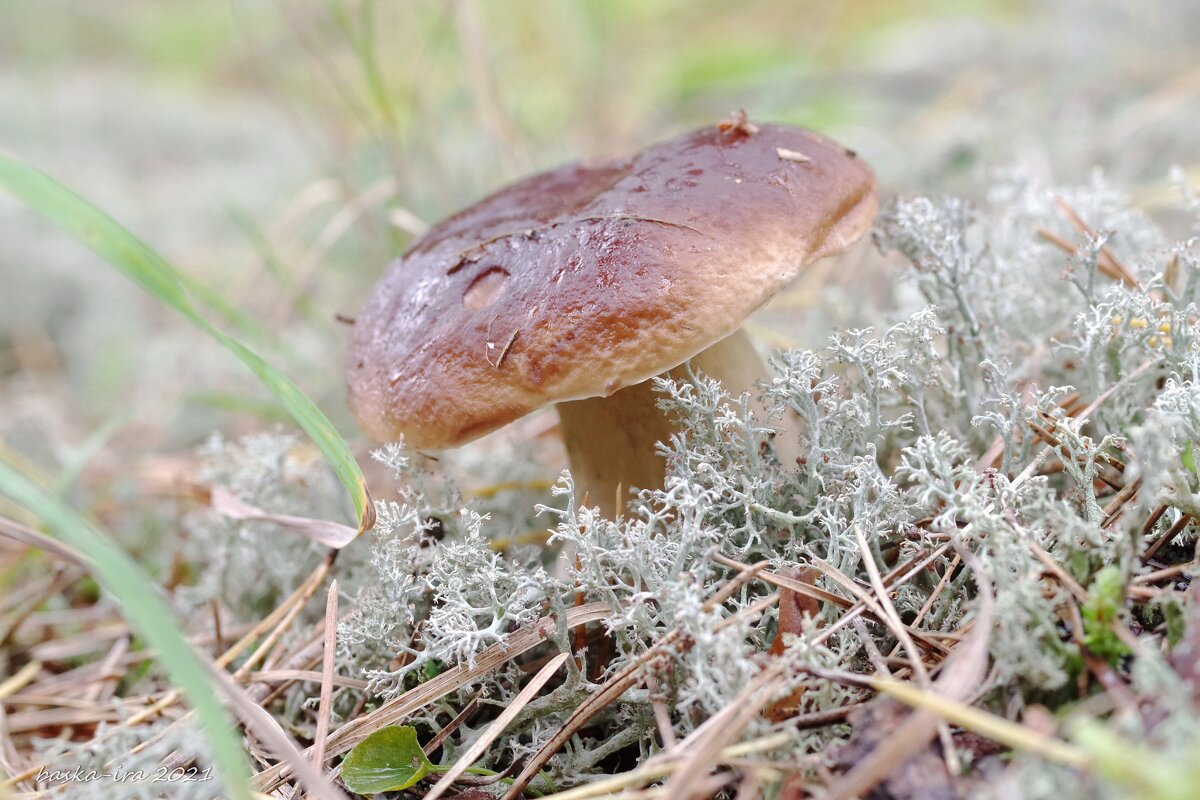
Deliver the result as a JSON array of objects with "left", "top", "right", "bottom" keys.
[{"left": 1, "top": 0, "right": 1198, "bottom": 534}]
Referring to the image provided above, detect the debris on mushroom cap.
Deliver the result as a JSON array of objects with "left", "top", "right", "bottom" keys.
[
  {"left": 346, "top": 117, "right": 877, "bottom": 448},
  {"left": 718, "top": 108, "right": 759, "bottom": 136},
  {"left": 776, "top": 147, "right": 812, "bottom": 163}
]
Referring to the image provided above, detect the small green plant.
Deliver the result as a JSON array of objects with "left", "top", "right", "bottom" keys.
[
  {"left": 340, "top": 725, "right": 510, "bottom": 795},
  {"left": 339, "top": 726, "right": 437, "bottom": 794},
  {"left": 1082, "top": 566, "right": 1131, "bottom": 665}
]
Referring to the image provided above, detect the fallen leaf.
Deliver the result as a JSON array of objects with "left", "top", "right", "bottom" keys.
[
  {"left": 766, "top": 566, "right": 822, "bottom": 722},
  {"left": 210, "top": 485, "right": 358, "bottom": 548}
]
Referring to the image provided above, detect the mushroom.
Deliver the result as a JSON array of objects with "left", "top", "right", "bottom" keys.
[{"left": 346, "top": 113, "right": 876, "bottom": 517}]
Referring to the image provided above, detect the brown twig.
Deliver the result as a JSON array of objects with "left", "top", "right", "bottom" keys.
[
  {"left": 1142, "top": 513, "right": 1193, "bottom": 564},
  {"left": 424, "top": 696, "right": 481, "bottom": 757}
]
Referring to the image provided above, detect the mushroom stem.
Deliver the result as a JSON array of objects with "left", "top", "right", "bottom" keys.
[{"left": 556, "top": 328, "right": 786, "bottom": 518}]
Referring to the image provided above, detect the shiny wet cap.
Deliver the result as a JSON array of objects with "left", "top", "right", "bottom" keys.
[{"left": 347, "top": 114, "right": 877, "bottom": 448}]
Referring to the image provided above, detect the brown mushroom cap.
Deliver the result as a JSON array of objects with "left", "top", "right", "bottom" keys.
[{"left": 347, "top": 121, "right": 877, "bottom": 448}]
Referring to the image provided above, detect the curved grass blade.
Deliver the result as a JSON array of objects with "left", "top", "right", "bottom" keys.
[
  {"left": 0, "top": 461, "right": 252, "bottom": 800},
  {"left": 0, "top": 151, "right": 375, "bottom": 536}
]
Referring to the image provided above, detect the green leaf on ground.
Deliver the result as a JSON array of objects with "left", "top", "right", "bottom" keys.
[{"left": 340, "top": 725, "right": 435, "bottom": 794}]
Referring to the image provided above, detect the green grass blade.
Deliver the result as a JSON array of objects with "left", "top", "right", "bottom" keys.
[
  {"left": 0, "top": 151, "right": 374, "bottom": 535},
  {"left": 0, "top": 461, "right": 252, "bottom": 800}
]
